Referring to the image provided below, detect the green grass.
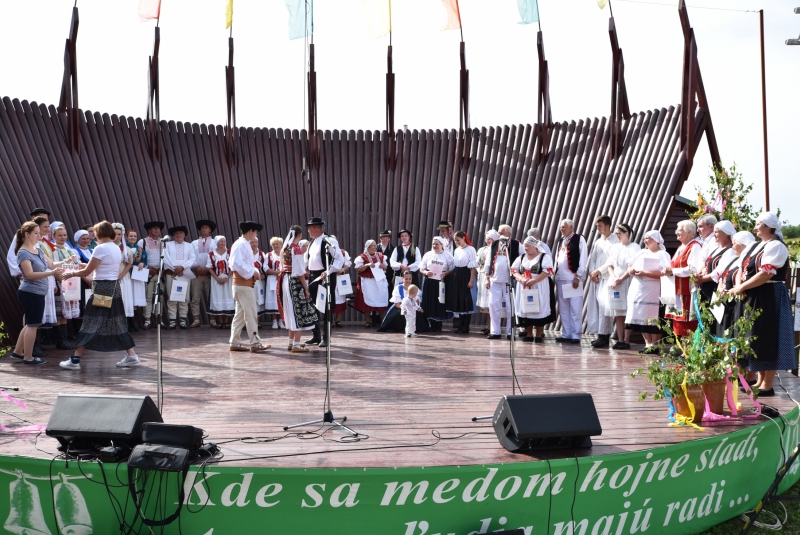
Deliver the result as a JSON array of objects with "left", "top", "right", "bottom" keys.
[
  {"left": 700, "top": 482, "right": 800, "bottom": 534},
  {"left": 787, "top": 238, "right": 800, "bottom": 261}
]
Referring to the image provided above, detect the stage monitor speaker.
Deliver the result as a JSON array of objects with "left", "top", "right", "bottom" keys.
[
  {"left": 47, "top": 394, "right": 163, "bottom": 450},
  {"left": 493, "top": 393, "right": 601, "bottom": 452}
]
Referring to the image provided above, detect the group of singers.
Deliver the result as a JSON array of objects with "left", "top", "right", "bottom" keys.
[{"left": 8, "top": 208, "right": 795, "bottom": 396}]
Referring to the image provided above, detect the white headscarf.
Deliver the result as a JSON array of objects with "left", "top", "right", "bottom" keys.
[
  {"left": 432, "top": 236, "right": 447, "bottom": 249},
  {"left": 523, "top": 235, "right": 546, "bottom": 254},
  {"left": 644, "top": 230, "right": 666, "bottom": 251},
  {"left": 50, "top": 221, "right": 65, "bottom": 235},
  {"left": 756, "top": 211, "right": 782, "bottom": 239},
  {"left": 73, "top": 229, "right": 88, "bottom": 243},
  {"left": 486, "top": 229, "right": 500, "bottom": 242},
  {"left": 282, "top": 228, "right": 296, "bottom": 252},
  {"left": 714, "top": 220, "right": 736, "bottom": 236},
  {"left": 363, "top": 239, "right": 376, "bottom": 253},
  {"left": 732, "top": 231, "right": 755, "bottom": 248}
]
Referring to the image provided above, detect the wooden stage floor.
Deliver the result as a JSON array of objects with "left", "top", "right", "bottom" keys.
[{"left": 3, "top": 324, "right": 800, "bottom": 468}]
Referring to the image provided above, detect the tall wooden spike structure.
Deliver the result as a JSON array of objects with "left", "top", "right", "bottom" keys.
[
  {"left": 58, "top": 7, "right": 80, "bottom": 153},
  {"left": 225, "top": 37, "right": 237, "bottom": 166},
  {"left": 677, "top": 0, "right": 720, "bottom": 178},
  {"left": 535, "top": 31, "right": 552, "bottom": 164},
  {"left": 384, "top": 44, "right": 396, "bottom": 172},
  {"left": 456, "top": 41, "right": 471, "bottom": 171},
  {"left": 146, "top": 27, "right": 161, "bottom": 160},
  {"left": 608, "top": 17, "right": 630, "bottom": 161},
  {"left": 307, "top": 43, "right": 320, "bottom": 173}
]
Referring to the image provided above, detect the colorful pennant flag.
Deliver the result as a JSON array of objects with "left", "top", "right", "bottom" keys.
[
  {"left": 598, "top": 0, "right": 610, "bottom": 9},
  {"left": 364, "top": 0, "right": 391, "bottom": 39},
  {"left": 138, "top": 0, "right": 161, "bottom": 23},
  {"left": 518, "top": 0, "right": 539, "bottom": 24},
  {"left": 226, "top": 0, "right": 233, "bottom": 29},
  {"left": 286, "top": 0, "right": 314, "bottom": 40},
  {"left": 441, "top": 0, "right": 461, "bottom": 31}
]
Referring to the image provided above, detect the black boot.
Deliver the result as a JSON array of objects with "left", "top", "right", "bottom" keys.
[
  {"left": 33, "top": 330, "right": 47, "bottom": 357},
  {"left": 458, "top": 314, "right": 470, "bottom": 334},
  {"left": 128, "top": 317, "right": 139, "bottom": 332},
  {"left": 591, "top": 334, "right": 610, "bottom": 348},
  {"left": 54, "top": 324, "right": 73, "bottom": 350},
  {"left": 305, "top": 323, "right": 322, "bottom": 345}
]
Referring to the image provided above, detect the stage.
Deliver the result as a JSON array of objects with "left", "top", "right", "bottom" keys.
[{"left": 2, "top": 326, "right": 800, "bottom": 534}]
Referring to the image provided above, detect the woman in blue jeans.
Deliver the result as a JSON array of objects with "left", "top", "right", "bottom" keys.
[{"left": 11, "top": 221, "right": 68, "bottom": 365}]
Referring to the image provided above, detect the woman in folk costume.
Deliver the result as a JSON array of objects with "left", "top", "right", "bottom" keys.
[
  {"left": 715, "top": 231, "right": 755, "bottom": 339},
  {"left": 50, "top": 224, "right": 79, "bottom": 349},
  {"left": 447, "top": 231, "right": 478, "bottom": 334},
  {"left": 111, "top": 223, "right": 135, "bottom": 329},
  {"left": 625, "top": 231, "right": 671, "bottom": 355},
  {"left": 511, "top": 236, "right": 554, "bottom": 343},
  {"left": 207, "top": 236, "right": 235, "bottom": 329},
  {"left": 378, "top": 270, "right": 430, "bottom": 333},
  {"left": 330, "top": 235, "right": 352, "bottom": 328},
  {"left": 729, "top": 212, "right": 795, "bottom": 397},
  {"left": 125, "top": 229, "right": 148, "bottom": 316},
  {"left": 663, "top": 220, "right": 705, "bottom": 338},
  {"left": 693, "top": 220, "right": 737, "bottom": 333},
  {"left": 250, "top": 238, "right": 268, "bottom": 321},
  {"left": 35, "top": 217, "right": 58, "bottom": 328},
  {"left": 476, "top": 230, "right": 497, "bottom": 335},
  {"left": 277, "top": 225, "right": 317, "bottom": 353},
  {"left": 354, "top": 239, "right": 389, "bottom": 327},
  {"left": 419, "top": 237, "right": 455, "bottom": 331},
  {"left": 72, "top": 229, "right": 94, "bottom": 325},
  {"left": 264, "top": 237, "right": 284, "bottom": 329},
  {"left": 603, "top": 223, "right": 641, "bottom": 350}
]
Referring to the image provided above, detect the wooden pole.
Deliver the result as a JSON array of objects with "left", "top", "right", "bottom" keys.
[{"left": 759, "top": 9, "right": 770, "bottom": 211}]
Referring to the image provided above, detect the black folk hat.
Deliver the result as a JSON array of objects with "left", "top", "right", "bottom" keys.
[
  {"left": 398, "top": 228, "right": 412, "bottom": 237},
  {"left": 196, "top": 219, "right": 217, "bottom": 232},
  {"left": 144, "top": 221, "right": 165, "bottom": 231},
  {"left": 379, "top": 229, "right": 392, "bottom": 237},
  {"left": 30, "top": 207, "right": 51, "bottom": 217},
  {"left": 169, "top": 225, "right": 190, "bottom": 236},
  {"left": 306, "top": 217, "right": 325, "bottom": 227},
  {"left": 437, "top": 220, "right": 452, "bottom": 229},
  {"left": 239, "top": 221, "right": 264, "bottom": 233}
]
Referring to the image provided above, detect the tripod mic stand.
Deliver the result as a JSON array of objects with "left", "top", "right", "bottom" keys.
[
  {"left": 473, "top": 239, "right": 524, "bottom": 422},
  {"left": 284, "top": 236, "right": 358, "bottom": 437}
]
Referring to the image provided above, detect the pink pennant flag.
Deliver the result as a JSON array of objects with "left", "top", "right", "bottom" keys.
[
  {"left": 139, "top": 0, "right": 161, "bottom": 23},
  {"left": 441, "top": 0, "right": 461, "bottom": 31}
]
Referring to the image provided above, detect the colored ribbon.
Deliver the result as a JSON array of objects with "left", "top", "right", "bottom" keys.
[
  {"left": 667, "top": 376, "right": 706, "bottom": 430},
  {"left": 0, "top": 424, "right": 46, "bottom": 433},
  {"left": 0, "top": 390, "right": 27, "bottom": 409}
]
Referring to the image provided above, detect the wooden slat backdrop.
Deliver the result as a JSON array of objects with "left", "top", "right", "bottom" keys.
[{"left": 0, "top": 98, "right": 697, "bottom": 335}]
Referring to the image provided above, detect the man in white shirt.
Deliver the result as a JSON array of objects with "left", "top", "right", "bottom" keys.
[
  {"left": 437, "top": 220, "right": 455, "bottom": 255},
  {"left": 390, "top": 229, "right": 422, "bottom": 287},
  {"left": 190, "top": 219, "right": 218, "bottom": 328},
  {"left": 137, "top": 221, "right": 165, "bottom": 329},
  {"left": 696, "top": 213, "right": 719, "bottom": 265},
  {"left": 586, "top": 215, "right": 619, "bottom": 348},
  {"left": 229, "top": 221, "right": 270, "bottom": 353},
  {"left": 304, "top": 217, "right": 345, "bottom": 348},
  {"left": 484, "top": 225, "right": 524, "bottom": 339},
  {"left": 555, "top": 219, "right": 588, "bottom": 344},
  {"left": 163, "top": 225, "right": 196, "bottom": 329}
]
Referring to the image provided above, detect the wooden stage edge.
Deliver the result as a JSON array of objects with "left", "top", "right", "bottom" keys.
[{"left": 3, "top": 325, "right": 800, "bottom": 469}]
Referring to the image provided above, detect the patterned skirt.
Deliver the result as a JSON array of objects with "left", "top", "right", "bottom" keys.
[
  {"left": 74, "top": 280, "right": 135, "bottom": 352},
  {"left": 747, "top": 283, "right": 797, "bottom": 372}
]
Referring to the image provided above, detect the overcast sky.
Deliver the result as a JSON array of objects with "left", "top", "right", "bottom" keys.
[{"left": 2, "top": 0, "right": 798, "bottom": 223}]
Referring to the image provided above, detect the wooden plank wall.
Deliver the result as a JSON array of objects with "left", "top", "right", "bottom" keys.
[{"left": 0, "top": 97, "right": 691, "bottom": 334}]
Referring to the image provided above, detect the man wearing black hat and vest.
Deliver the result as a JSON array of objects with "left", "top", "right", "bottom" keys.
[
  {"left": 555, "top": 218, "right": 588, "bottom": 343},
  {"left": 377, "top": 230, "right": 395, "bottom": 310},
  {"left": 138, "top": 221, "right": 165, "bottom": 329},
  {"left": 164, "top": 225, "right": 196, "bottom": 329},
  {"left": 485, "top": 224, "right": 524, "bottom": 339},
  {"left": 190, "top": 220, "right": 218, "bottom": 328},
  {"left": 6, "top": 208, "right": 51, "bottom": 359},
  {"left": 390, "top": 229, "right": 422, "bottom": 288},
  {"left": 229, "top": 221, "right": 271, "bottom": 353},
  {"left": 304, "top": 217, "right": 344, "bottom": 348}
]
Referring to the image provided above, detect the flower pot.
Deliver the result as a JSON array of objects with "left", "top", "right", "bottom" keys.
[
  {"left": 702, "top": 379, "right": 726, "bottom": 415},
  {"left": 673, "top": 385, "right": 706, "bottom": 420}
]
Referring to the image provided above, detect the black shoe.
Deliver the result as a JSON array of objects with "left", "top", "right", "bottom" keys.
[
  {"left": 54, "top": 325, "right": 73, "bottom": 350},
  {"left": 481, "top": 327, "right": 490, "bottom": 335},
  {"left": 23, "top": 357, "right": 46, "bottom": 365},
  {"left": 555, "top": 337, "right": 568, "bottom": 343},
  {"left": 9, "top": 352, "right": 24, "bottom": 361},
  {"left": 612, "top": 341, "right": 631, "bottom": 350},
  {"left": 757, "top": 388, "right": 775, "bottom": 397},
  {"left": 168, "top": 320, "right": 176, "bottom": 330},
  {"left": 506, "top": 334, "right": 512, "bottom": 340},
  {"left": 32, "top": 345, "right": 47, "bottom": 358},
  {"left": 568, "top": 338, "right": 580, "bottom": 344},
  {"left": 318, "top": 339, "right": 329, "bottom": 348},
  {"left": 638, "top": 346, "right": 660, "bottom": 355},
  {"left": 522, "top": 336, "right": 534, "bottom": 342},
  {"left": 533, "top": 337, "right": 544, "bottom": 344},
  {"left": 487, "top": 334, "right": 500, "bottom": 340},
  {"left": 591, "top": 335, "right": 610, "bottom": 348},
  {"left": 179, "top": 319, "right": 188, "bottom": 329}
]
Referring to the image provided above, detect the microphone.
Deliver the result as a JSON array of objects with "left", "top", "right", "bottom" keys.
[
  {"left": 160, "top": 235, "right": 173, "bottom": 243},
  {"left": 499, "top": 236, "right": 509, "bottom": 241}
]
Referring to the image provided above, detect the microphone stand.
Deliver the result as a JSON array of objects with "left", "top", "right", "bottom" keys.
[
  {"left": 472, "top": 239, "right": 524, "bottom": 422},
  {"left": 152, "top": 240, "right": 167, "bottom": 411},
  {"left": 284, "top": 236, "right": 358, "bottom": 437}
]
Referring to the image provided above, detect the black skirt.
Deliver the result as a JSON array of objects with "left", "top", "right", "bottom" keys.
[
  {"left": 421, "top": 277, "right": 451, "bottom": 322},
  {"left": 445, "top": 266, "right": 474, "bottom": 314},
  {"left": 75, "top": 280, "right": 135, "bottom": 352}
]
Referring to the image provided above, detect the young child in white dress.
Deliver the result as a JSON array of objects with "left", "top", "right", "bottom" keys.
[{"left": 402, "top": 285, "right": 421, "bottom": 337}]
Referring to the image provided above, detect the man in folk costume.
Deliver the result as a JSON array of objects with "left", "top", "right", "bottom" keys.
[
  {"left": 229, "top": 221, "right": 270, "bottom": 353},
  {"left": 304, "top": 217, "right": 345, "bottom": 348},
  {"left": 586, "top": 215, "right": 619, "bottom": 348},
  {"left": 696, "top": 213, "right": 719, "bottom": 266},
  {"left": 377, "top": 230, "right": 395, "bottom": 307},
  {"left": 163, "top": 225, "right": 196, "bottom": 330},
  {"left": 438, "top": 220, "right": 455, "bottom": 256},
  {"left": 390, "top": 229, "right": 422, "bottom": 288},
  {"left": 663, "top": 220, "right": 705, "bottom": 338},
  {"left": 190, "top": 219, "right": 218, "bottom": 328},
  {"left": 555, "top": 219, "right": 588, "bottom": 344},
  {"left": 485, "top": 224, "right": 524, "bottom": 339},
  {"left": 138, "top": 221, "right": 165, "bottom": 329}
]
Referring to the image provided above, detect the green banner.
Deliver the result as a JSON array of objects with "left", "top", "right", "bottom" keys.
[{"left": 2, "top": 409, "right": 799, "bottom": 534}]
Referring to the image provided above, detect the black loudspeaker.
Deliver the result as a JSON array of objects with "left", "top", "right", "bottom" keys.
[
  {"left": 493, "top": 393, "right": 602, "bottom": 452},
  {"left": 47, "top": 394, "right": 163, "bottom": 450},
  {"left": 142, "top": 423, "right": 204, "bottom": 451}
]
